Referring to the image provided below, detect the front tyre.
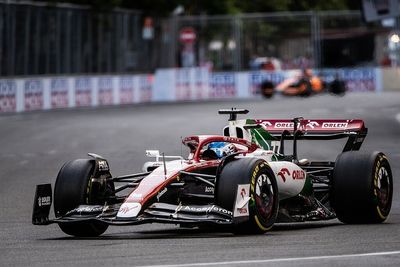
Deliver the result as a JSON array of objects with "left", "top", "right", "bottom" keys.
[
  {"left": 331, "top": 151, "right": 393, "bottom": 223},
  {"left": 54, "top": 159, "right": 112, "bottom": 237},
  {"left": 216, "top": 158, "right": 279, "bottom": 234}
]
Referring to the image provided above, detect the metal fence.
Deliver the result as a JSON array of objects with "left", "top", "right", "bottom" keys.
[
  {"left": 0, "top": 1, "right": 393, "bottom": 77},
  {"left": 167, "top": 11, "right": 392, "bottom": 71},
  {"left": 0, "top": 1, "right": 145, "bottom": 76}
]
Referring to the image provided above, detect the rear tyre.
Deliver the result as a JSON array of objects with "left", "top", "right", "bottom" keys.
[
  {"left": 297, "top": 79, "right": 313, "bottom": 97},
  {"left": 331, "top": 151, "right": 393, "bottom": 223},
  {"left": 54, "top": 159, "right": 112, "bottom": 237},
  {"left": 260, "top": 80, "right": 275, "bottom": 98},
  {"left": 329, "top": 79, "right": 346, "bottom": 96},
  {"left": 216, "top": 158, "right": 279, "bottom": 234}
]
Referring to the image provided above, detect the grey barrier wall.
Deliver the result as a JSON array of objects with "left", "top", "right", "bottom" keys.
[{"left": 0, "top": 67, "right": 386, "bottom": 113}]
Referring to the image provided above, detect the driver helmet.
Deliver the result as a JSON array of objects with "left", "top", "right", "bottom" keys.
[{"left": 207, "top": 142, "right": 237, "bottom": 158}]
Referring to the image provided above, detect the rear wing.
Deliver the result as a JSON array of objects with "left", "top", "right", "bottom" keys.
[
  {"left": 218, "top": 109, "right": 368, "bottom": 153},
  {"left": 251, "top": 118, "right": 368, "bottom": 152},
  {"left": 254, "top": 119, "right": 365, "bottom": 135}
]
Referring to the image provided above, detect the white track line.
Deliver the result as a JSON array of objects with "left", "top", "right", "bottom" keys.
[{"left": 140, "top": 251, "right": 400, "bottom": 267}]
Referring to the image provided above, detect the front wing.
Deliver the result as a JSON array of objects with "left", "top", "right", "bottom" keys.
[{"left": 32, "top": 184, "right": 233, "bottom": 226}]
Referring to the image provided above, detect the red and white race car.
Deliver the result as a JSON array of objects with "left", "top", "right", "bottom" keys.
[
  {"left": 33, "top": 109, "right": 393, "bottom": 236},
  {"left": 260, "top": 69, "right": 346, "bottom": 98}
]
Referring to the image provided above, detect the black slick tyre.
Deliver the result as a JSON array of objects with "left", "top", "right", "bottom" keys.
[
  {"left": 54, "top": 159, "right": 110, "bottom": 237},
  {"left": 260, "top": 80, "right": 274, "bottom": 98},
  {"left": 331, "top": 151, "right": 393, "bottom": 224},
  {"left": 216, "top": 158, "right": 279, "bottom": 234}
]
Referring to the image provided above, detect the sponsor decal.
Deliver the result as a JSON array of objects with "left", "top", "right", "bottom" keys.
[
  {"left": 24, "top": 80, "right": 44, "bottom": 111},
  {"left": 317, "top": 68, "right": 377, "bottom": 92},
  {"left": 240, "top": 188, "right": 246, "bottom": 198},
  {"left": 177, "top": 205, "right": 233, "bottom": 216},
  {"left": 38, "top": 196, "right": 51, "bottom": 207},
  {"left": 274, "top": 122, "right": 294, "bottom": 128},
  {"left": 222, "top": 136, "right": 253, "bottom": 147},
  {"left": 50, "top": 78, "right": 69, "bottom": 108},
  {"left": 277, "top": 168, "right": 290, "bottom": 182},
  {"left": 194, "top": 68, "right": 208, "bottom": 100},
  {"left": 261, "top": 120, "right": 350, "bottom": 130},
  {"left": 306, "top": 121, "right": 319, "bottom": 129},
  {"left": 119, "top": 77, "right": 135, "bottom": 104},
  {"left": 322, "top": 122, "right": 348, "bottom": 128},
  {"left": 277, "top": 168, "right": 305, "bottom": 182},
  {"left": 261, "top": 121, "right": 272, "bottom": 127},
  {"left": 183, "top": 206, "right": 209, "bottom": 212},
  {"left": 211, "top": 206, "right": 233, "bottom": 216},
  {"left": 210, "top": 73, "right": 236, "bottom": 98},
  {"left": 0, "top": 80, "right": 17, "bottom": 112},
  {"left": 98, "top": 77, "right": 114, "bottom": 105},
  {"left": 157, "top": 188, "right": 167, "bottom": 201},
  {"left": 237, "top": 207, "right": 248, "bottom": 215},
  {"left": 139, "top": 75, "right": 152, "bottom": 102},
  {"left": 72, "top": 205, "right": 103, "bottom": 213},
  {"left": 75, "top": 78, "right": 92, "bottom": 107},
  {"left": 97, "top": 160, "right": 109, "bottom": 171},
  {"left": 373, "top": 155, "right": 388, "bottom": 219},
  {"left": 176, "top": 68, "right": 191, "bottom": 100},
  {"left": 117, "top": 202, "right": 142, "bottom": 218},
  {"left": 205, "top": 186, "right": 214, "bottom": 193},
  {"left": 292, "top": 170, "right": 305, "bottom": 180},
  {"left": 234, "top": 184, "right": 250, "bottom": 217}
]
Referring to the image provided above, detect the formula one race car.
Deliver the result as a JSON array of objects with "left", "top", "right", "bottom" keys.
[
  {"left": 260, "top": 69, "right": 346, "bottom": 98},
  {"left": 32, "top": 109, "right": 393, "bottom": 236}
]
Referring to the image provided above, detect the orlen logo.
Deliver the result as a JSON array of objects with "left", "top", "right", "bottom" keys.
[
  {"left": 322, "top": 122, "right": 348, "bottom": 128},
  {"left": 306, "top": 121, "right": 320, "bottom": 129},
  {"left": 277, "top": 168, "right": 305, "bottom": 182},
  {"left": 292, "top": 170, "right": 305, "bottom": 180},
  {"left": 277, "top": 168, "right": 290, "bottom": 182},
  {"left": 260, "top": 121, "right": 272, "bottom": 127},
  {"left": 274, "top": 122, "right": 294, "bottom": 128}
]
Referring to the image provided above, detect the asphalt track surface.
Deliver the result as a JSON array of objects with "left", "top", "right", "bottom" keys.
[{"left": 1, "top": 92, "right": 400, "bottom": 266}]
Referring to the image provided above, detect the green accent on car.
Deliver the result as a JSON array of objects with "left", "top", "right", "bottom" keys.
[
  {"left": 272, "top": 154, "right": 286, "bottom": 161},
  {"left": 245, "top": 119, "right": 277, "bottom": 150},
  {"left": 244, "top": 119, "right": 280, "bottom": 161},
  {"left": 299, "top": 175, "right": 313, "bottom": 196},
  {"left": 249, "top": 198, "right": 256, "bottom": 207}
]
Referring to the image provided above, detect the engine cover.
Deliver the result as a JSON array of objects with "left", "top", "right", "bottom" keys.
[{"left": 268, "top": 161, "right": 306, "bottom": 200}]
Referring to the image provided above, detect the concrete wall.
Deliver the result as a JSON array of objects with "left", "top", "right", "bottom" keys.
[
  {"left": 0, "top": 67, "right": 391, "bottom": 113},
  {"left": 381, "top": 67, "right": 400, "bottom": 91}
]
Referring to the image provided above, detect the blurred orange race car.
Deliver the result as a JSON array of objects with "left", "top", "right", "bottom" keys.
[{"left": 260, "top": 69, "right": 346, "bottom": 98}]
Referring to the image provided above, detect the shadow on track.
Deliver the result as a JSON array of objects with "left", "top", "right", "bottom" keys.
[{"left": 41, "top": 220, "right": 343, "bottom": 241}]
